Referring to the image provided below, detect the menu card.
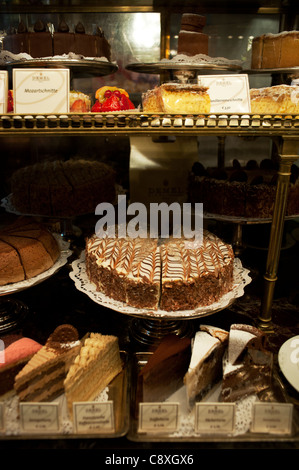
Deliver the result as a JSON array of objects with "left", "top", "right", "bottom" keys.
[
  {"left": 198, "top": 74, "right": 251, "bottom": 113},
  {"left": 13, "top": 68, "right": 70, "bottom": 114}
]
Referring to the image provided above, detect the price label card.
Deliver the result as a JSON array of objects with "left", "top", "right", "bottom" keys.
[
  {"left": 19, "top": 402, "right": 60, "bottom": 433},
  {"left": 195, "top": 403, "right": 235, "bottom": 434},
  {"left": 13, "top": 68, "right": 70, "bottom": 114},
  {"left": 251, "top": 402, "right": 293, "bottom": 435},
  {"left": 73, "top": 401, "right": 115, "bottom": 434},
  {"left": 198, "top": 74, "right": 251, "bottom": 113},
  {"left": 0, "top": 71, "right": 8, "bottom": 114},
  {"left": 138, "top": 402, "right": 179, "bottom": 433}
]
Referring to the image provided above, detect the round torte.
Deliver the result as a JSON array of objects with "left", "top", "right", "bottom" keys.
[
  {"left": 10, "top": 159, "right": 116, "bottom": 217},
  {"left": 0, "top": 217, "right": 60, "bottom": 286},
  {"left": 188, "top": 159, "right": 299, "bottom": 219},
  {"left": 85, "top": 230, "right": 234, "bottom": 312}
]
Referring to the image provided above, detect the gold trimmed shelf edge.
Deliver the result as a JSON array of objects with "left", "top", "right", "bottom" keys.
[{"left": 1, "top": 113, "right": 299, "bottom": 136}]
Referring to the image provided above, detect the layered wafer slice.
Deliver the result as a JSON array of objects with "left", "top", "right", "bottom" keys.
[
  {"left": 64, "top": 333, "right": 122, "bottom": 417},
  {"left": 14, "top": 324, "right": 81, "bottom": 402}
]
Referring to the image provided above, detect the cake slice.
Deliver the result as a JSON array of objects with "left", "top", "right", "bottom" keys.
[
  {"left": 14, "top": 324, "right": 81, "bottom": 402},
  {"left": 184, "top": 325, "right": 229, "bottom": 409},
  {"left": 64, "top": 333, "right": 122, "bottom": 417},
  {"left": 0, "top": 335, "right": 42, "bottom": 398},
  {"left": 139, "top": 334, "right": 191, "bottom": 402},
  {"left": 221, "top": 324, "right": 273, "bottom": 402},
  {"left": 142, "top": 83, "right": 211, "bottom": 114}
]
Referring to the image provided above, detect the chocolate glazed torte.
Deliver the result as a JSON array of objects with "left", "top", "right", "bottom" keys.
[{"left": 85, "top": 230, "right": 234, "bottom": 312}]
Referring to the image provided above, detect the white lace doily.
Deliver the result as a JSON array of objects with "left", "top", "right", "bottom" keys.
[
  {"left": 164, "top": 383, "right": 257, "bottom": 438},
  {"left": 2, "top": 388, "right": 109, "bottom": 436},
  {"left": 70, "top": 252, "right": 251, "bottom": 319},
  {"left": 0, "top": 50, "right": 111, "bottom": 65},
  {"left": 0, "top": 236, "right": 71, "bottom": 296}
]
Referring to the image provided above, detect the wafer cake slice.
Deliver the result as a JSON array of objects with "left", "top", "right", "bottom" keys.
[
  {"left": 64, "top": 333, "right": 122, "bottom": 417},
  {"left": 14, "top": 324, "right": 81, "bottom": 402}
]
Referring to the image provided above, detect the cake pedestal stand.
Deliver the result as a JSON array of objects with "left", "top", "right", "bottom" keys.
[
  {"left": 70, "top": 253, "right": 251, "bottom": 347},
  {"left": 126, "top": 60, "right": 242, "bottom": 82},
  {"left": 0, "top": 296, "right": 29, "bottom": 333},
  {"left": 129, "top": 317, "right": 194, "bottom": 347}
]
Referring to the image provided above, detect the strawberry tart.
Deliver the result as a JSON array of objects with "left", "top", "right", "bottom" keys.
[{"left": 91, "top": 86, "right": 135, "bottom": 112}]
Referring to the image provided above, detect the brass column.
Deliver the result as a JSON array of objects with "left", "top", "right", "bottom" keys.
[{"left": 259, "top": 136, "right": 299, "bottom": 330}]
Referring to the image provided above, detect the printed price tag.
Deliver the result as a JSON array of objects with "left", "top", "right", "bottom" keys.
[
  {"left": 13, "top": 68, "right": 69, "bottom": 113},
  {"left": 195, "top": 403, "right": 235, "bottom": 434},
  {"left": 138, "top": 402, "right": 179, "bottom": 433},
  {"left": 251, "top": 402, "right": 293, "bottom": 435},
  {"left": 198, "top": 74, "right": 251, "bottom": 113},
  {"left": 19, "top": 402, "right": 60, "bottom": 433},
  {"left": 0, "top": 71, "right": 8, "bottom": 113},
  {"left": 73, "top": 401, "right": 115, "bottom": 434}
]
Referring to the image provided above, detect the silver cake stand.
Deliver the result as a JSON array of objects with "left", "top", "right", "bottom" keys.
[
  {"left": 70, "top": 252, "right": 251, "bottom": 346},
  {"left": 126, "top": 60, "right": 242, "bottom": 82},
  {"left": 1, "top": 57, "right": 118, "bottom": 78}
]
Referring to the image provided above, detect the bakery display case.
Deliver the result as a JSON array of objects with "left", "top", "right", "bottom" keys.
[{"left": 0, "top": 0, "right": 299, "bottom": 449}]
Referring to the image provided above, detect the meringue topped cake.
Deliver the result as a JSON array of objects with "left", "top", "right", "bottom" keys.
[{"left": 184, "top": 325, "right": 229, "bottom": 408}]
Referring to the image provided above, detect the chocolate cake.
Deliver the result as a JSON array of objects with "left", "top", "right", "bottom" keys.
[
  {"left": 28, "top": 20, "right": 52, "bottom": 58},
  {"left": 251, "top": 31, "right": 299, "bottom": 69},
  {"left": 11, "top": 159, "right": 116, "bottom": 218},
  {"left": 3, "top": 20, "right": 111, "bottom": 60},
  {"left": 52, "top": 20, "right": 75, "bottom": 56},
  {"left": 177, "top": 13, "right": 209, "bottom": 56},
  {"left": 3, "top": 21, "right": 29, "bottom": 54},
  {"left": 188, "top": 159, "right": 299, "bottom": 218},
  {"left": 0, "top": 334, "right": 42, "bottom": 398},
  {"left": 64, "top": 333, "right": 122, "bottom": 417},
  {"left": 85, "top": 230, "right": 234, "bottom": 312},
  {"left": 139, "top": 334, "right": 191, "bottom": 402},
  {"left": 14, "top": 324, "right": 81, "bottom": 402},
  {"left": 0, "top": 217, "right": 60, "bottom": 286},
  {"left": 184, "top": 325, "right": 228, "bottom": 408},
  {"left": 221, "top": 324, "right": 273, "bottom": 402}
]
